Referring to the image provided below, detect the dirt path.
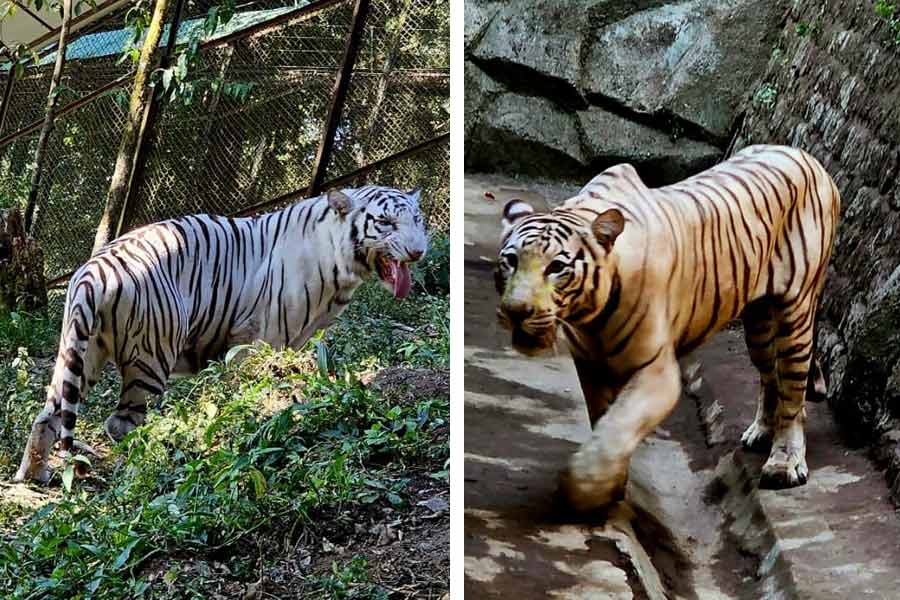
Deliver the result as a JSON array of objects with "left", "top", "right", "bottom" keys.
[{"left": 463, "top": 174, "right": 900, "bottom": 599}]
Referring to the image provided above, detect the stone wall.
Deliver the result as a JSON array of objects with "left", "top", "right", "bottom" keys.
[
  {"left": 465, "top": 0, "right": 785, "bottom": 185},
  {"left": 732, "top": 0, "right": 900, "bottom": 497}
]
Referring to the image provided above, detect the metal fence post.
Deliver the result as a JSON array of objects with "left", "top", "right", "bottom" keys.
[
  {"left": 114, "top": 0, "right": 188, "bottom": 237},
  {"left": 0, "top": 73, "right": 16, "bottom": 137},
  {"left": 307, "top": 0, "right": 370, "bottom": 197}
]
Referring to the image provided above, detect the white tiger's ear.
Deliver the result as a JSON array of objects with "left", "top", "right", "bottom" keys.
[
  {"left": 407, "top": 188, "right": 422, "bottom": 205},
  {"left": 592, "top": 208, "right": 625, "bottom": 252},
  {"left": 328, "top": 190, "right": 353, "bottom": 218},
  {"left": 502, "top": 199, "right": 533, "bottom": 235}
]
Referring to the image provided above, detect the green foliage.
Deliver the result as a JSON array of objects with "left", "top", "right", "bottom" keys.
[
  {"left": 794, "top": 19, "right": 822, "bottom": 40},
  {"left": 0, "top": 342, "right": 448, "bottom": 598},
  {"left": 875, "top": 1, "right": 900, "bottom": 46},
  {"left": 309, "top": 557, "right": 389, "bottom": 599},
  {"left": 0, "top": 347, "right": 44, "bottom": 473},
  {"left": 753, "top": 83, "right": 778, "bottom": 110},
  {"left": 0, "top": 310, "right": 59, "bottom": 358},
  {"left": 414, "top": 233, "right": 450, "bottom": 295},
  {"left": 0, "top": 283, "right": 448, "bottom": 598},
  {"left": 149, "top": 0, "right": 256, "bottom": 107},
  {"left": 876, "top": 0, "right": 897, "bottom": 18},
  {"left": 0, "top": 194, "right": 20, "bottom": 211},
  {"left": 325, "top": 280, "right": 449, "bottom": 371}
]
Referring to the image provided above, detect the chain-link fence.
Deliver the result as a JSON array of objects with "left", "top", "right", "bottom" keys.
[{"left": 0, "top": 0, "right": 449, "bottom": 284}]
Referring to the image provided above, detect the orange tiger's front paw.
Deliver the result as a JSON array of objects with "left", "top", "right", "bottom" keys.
[{"left": 557, "top": 461, "right": 628, "bottom": 514}]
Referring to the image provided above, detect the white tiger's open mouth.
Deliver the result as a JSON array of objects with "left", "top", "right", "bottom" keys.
[{"left": 375, "top": 254, "right": 412, "bottom": 299}]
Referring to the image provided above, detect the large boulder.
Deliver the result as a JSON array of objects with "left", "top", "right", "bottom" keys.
[
  {"left": 468, "top": 0, "right": 588, "bottom": 93},
  {"left": 464, "top": 61, "right": 506, "bottom": 142},
  {"left": 578, "top": 108, "right": 721, "bottom": 185},
  {"left": 465, "top": 0, "right": 784, "bottom": 181},
  {"left": 467, "top": 93, "right": 586, "bottom": 179},
  {"left": 582, "top": 0, "right": 783, "bottom": 142}
]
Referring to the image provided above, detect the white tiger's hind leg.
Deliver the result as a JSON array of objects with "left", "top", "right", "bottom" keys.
[{"left": 105, "top": 365, "right": 166, "bottom": 442}]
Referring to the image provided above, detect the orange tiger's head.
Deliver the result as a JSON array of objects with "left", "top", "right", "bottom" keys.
[{"left": 495, "top": 199, "right": 625, "bottom": 356}]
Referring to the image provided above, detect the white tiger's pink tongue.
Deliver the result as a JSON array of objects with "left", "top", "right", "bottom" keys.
[{"left": 389, "top": 259, "right": 411, "bottom": 299}]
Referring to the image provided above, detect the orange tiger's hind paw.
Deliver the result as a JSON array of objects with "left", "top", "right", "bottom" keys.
[{"left": 759, "top": 447, "right": 809, "bottom": 489}]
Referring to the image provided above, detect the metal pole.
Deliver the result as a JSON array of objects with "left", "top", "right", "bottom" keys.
[
  {"left": 236, "top": 132, "right": 448, "bottom": 218},
  {"left": 0, "top": 75, "right": 130, "bottom": 150},
  {"left": 307, "top": 0, "right": 370, "bottom": 197},
  {"left": 0, "top": 73, "right": 17, "bottom": 136},
  {"left": 11, "top": 0, "right": 54, "bottom": 30},
  {"left": 115, "top": 0, "right": 187, "bottom": 237},
  {"left": 23, "top": 0, "right": 74, "bottom": 233},
  {"left": 45, "top": 131, "right": 450, "bottom": 289}
]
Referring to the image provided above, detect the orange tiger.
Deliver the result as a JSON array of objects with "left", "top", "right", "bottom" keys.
[{"left": 494, "top": 145, "right": 840, "bottom": 512}]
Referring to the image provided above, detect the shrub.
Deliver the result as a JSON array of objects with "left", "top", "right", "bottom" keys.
[
  {"left": 0, "top": 343, "right": 448, "bottom": 599},
  {"left": 414, "top": 233, "right": 449, "bottom": 295}
]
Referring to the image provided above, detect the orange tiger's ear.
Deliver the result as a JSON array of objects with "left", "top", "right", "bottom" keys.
[
  {"left": 502, "top": 199, "right": 533, "bottom": 235},
  {"left": 592, "top": 209, "right": 625, "bottom": 251}
]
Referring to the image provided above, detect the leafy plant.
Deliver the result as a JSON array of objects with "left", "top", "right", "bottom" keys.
[
  {"left": 413, "top": 233, "right": 450, "bottom": 295},
  {"left": 875, "top": 1, "right": 900, "bottom": 46},
  {"left": 0, "top": 277, "right": 449, "bottom": 598},
  {"left": 309, "top": 557, "right": 389, "bottom": 599},
  {"left": 0, "top": 310, "right": 59, "bottom": 357},
  {"left": 753, "top": 83, "right": 778, "bottom": 110},
  {"left": 325, "top": 281, "right": 449, "bottom": 370}
]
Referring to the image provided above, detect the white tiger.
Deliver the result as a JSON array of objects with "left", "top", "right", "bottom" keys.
[{"left": 15, "top": 186, "right": 428, "bottom": 483}]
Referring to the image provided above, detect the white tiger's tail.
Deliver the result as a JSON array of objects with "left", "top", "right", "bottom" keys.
[{"left": 14, "top": 276, "right": 100, "bottom": 483}]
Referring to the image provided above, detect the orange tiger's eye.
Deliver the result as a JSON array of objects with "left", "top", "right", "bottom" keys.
[{"left": 545, "top": 260, "right": 567, "bottom": 276}]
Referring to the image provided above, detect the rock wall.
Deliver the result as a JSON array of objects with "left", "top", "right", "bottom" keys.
[
  {"left": 731, "top": 1, "right": 900, "bottom": 453},
  {"left": 465, "top": 0, "right": 785, "bottom": 185},
  {"left": 731, "top": 0, "right": 900, "bottom": 497}
]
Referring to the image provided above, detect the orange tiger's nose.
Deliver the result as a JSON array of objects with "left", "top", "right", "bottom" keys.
[{"left": 503, "top": 303, "right": 534, "bottom": 325}]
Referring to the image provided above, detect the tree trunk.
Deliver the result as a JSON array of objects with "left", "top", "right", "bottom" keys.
[
  {"left": 23, "top": 0, "right": 73, "bottom": 232},
  {"left": 91, "top": 0, "right": 170, "bottom": 254}
]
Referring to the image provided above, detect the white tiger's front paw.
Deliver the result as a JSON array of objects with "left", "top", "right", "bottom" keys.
[
  {"left": 13, "top": 462, "right": 52, "bottom": 485},
  {"left": 759, "top": 445, "right": 808, "bottom": 489},
  {"left": 557, "top": 445, "right": 629, "bottom": 513},
  {"left": 741, "top": 419, "right": 772, "bottom": 453}
]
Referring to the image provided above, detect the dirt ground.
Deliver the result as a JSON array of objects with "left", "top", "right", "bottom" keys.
[
  {"left": 1, "top": 366, "right": 449, "bottom": 600},
  {"left": 143, "top": 366, "right": 451, "bottom": 599}
]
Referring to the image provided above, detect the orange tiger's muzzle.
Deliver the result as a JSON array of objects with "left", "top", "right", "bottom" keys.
[{"left": 497, "top": 300, "right": 558, "bottom": 356}]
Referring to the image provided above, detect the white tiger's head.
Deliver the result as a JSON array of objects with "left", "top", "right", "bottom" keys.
[
  {"left": 329, "top": 186, "right": 428, "bottom": 299},
  {"left": 495, "top": 199, "right": 625, "bottom": 356}
]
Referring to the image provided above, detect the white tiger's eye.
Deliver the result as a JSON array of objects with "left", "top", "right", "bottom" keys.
[{"left": 502, "top": 253, "right": 518, "bottom": 271}]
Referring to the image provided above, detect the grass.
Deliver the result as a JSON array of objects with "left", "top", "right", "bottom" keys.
[
  {"left": 0, "top": 270, "right": 450, "bottom": 598},
  {"left": 0, "top": 310, "right": 60, "bottom": 358}
]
